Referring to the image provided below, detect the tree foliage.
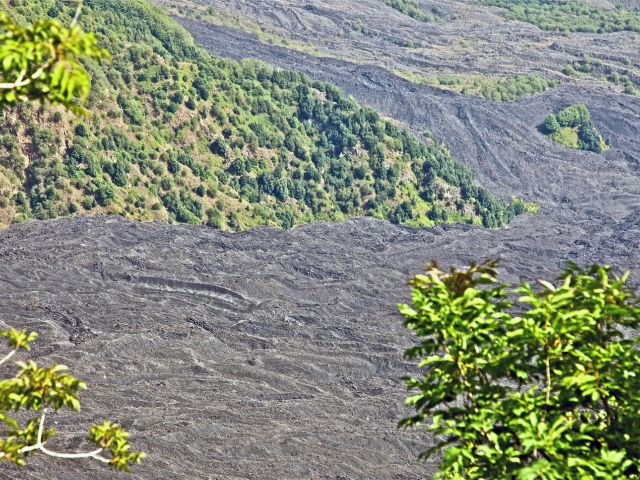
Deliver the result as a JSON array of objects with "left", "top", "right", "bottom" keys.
[
  {"left": 542, "top": 104, "right": 607, "bottom": 153},
  {"left": 384, "top": 0, "right": 444, "bottom": 22},
  {"left": 555, "top": 104, "right": 590, "bottom": 128},
  {"left": 0, "top": 327, "right": 145, "bottom": 471},
  {"left": 397, "top": 71, "right": 559, "bottom": 102},
  {"left": 0, "top": 2, "right": 109, "bottom": 112},
  {"left": 542, "top": 113, "right": 560, "bottom": 133},
  {"left": 399, "top": 260, "right": 640, "bottom": 479}
]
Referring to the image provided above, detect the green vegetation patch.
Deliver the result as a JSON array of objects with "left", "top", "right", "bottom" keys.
[
  {"left": 563, "top": 55, "right": 640, "bottom": 96},
  {"left": 396, "top": 70, "right": 558, "bottom": 101},
  {"left": 541, "top": 104, "right": 608, "bottom": 153},
  {"left": 0, "top": 0, "right": 519, "bottom": 231},
  {"left": 383, "top": 0, "right": 445, "bottom": 22},
  {"left": 483, "top": 0, "right": 640, "bottom": 34},
  {"left": 399, "top": 261, "right": 640, "bottom": 478}
]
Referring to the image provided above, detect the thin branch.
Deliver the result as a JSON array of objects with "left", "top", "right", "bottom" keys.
[
  {"left": 0, "top": 77, "right": 31, "bottom": 89},
  {"left": 0, "top": 348, "right": 17, "bottom": 367},
  {"left": 40, "top": 444, "right": 108, "bottom": 462},
  {"left": 15, "top": 68, "right": 26, "bottom": 85},
  {"left": 37, "top": 411, "right": 46, "bottom": 444},
  {"left": 545, "top": 354, "right": 551, "bottom": 404},
  {"left": 0, "top": 53, "right": 57, "bottom": 90},
  {"left": 18, "top": 411, "right": 48, "bottom": 454},
  {"left": 18, "top": 410, "right": 110, "bottom": 464},
  {"left": 70, "top": 0, "right": 84, "bottom": 28}
]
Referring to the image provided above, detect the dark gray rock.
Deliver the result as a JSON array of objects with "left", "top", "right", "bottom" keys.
[{"left": 1, "top": 202, "right": 639, "bottom": 479}]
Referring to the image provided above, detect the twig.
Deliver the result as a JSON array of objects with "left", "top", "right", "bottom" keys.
[
  {"left": 70, "top": 0, "right": 84, "bottom": 28},
  {"left": 0, "top": 348, "right": 17, "bottom": 367},
  {"left": 19, "top": 411, "right": 110, "bottom": 464}
]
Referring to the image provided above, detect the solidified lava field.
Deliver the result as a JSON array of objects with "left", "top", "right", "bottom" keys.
[
  {"left": 1, "top": 203, "right": 639, "bottom": 479},
  {"left": 1, "top": 1, "right": 640, "bottom": 478}
]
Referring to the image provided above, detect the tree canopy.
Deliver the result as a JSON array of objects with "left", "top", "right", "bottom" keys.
[{"left": 399, "top": 260, "right": 640, "bottom": 479}]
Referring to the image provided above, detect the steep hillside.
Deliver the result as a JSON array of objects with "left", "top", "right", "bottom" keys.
[
  {"left": 1, "top": 0, "right": 640, "bottom": 478},
  {"left": 0, "top": 0, "right": 517, "bottom": 231}
]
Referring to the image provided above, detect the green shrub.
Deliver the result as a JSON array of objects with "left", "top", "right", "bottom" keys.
[
  {"left": 95, "top": 181, "right": 116, "bottom": 206},
  {"left": 205, "top": 207, "right": 224, "bottom": 228},
  {"left": 542, "top": 104, "right": 607, "bottom": 153},
  {"left": 384, "top": 0, "right": 441, "bottom": 22},
  {"left": 579, "top": 122, "right": 604, "bottom": 153},
  {"left": 209, "top": 137, "right": 228, "bottom": 157},
  {"left": 399, "top": 260, "right": 640, "bottom": 479},
  {"left": 542, "top": 113, "right": 560, "bottom": 133},
  {"left": 550, "top": 126, "right": 580, "bottom": 149},
  {"left": 556, "top": 103, "right": 590, "bottom": 128},
  {"left": 396, "top": 72, "right": 559, "bottom": 101}
]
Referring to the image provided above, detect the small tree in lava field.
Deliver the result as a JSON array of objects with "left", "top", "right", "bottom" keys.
[{"left": 398, "top": 260, "right": 640, "bottom": 479}]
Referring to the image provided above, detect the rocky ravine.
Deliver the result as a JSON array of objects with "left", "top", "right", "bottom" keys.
[{"left": 1, "top": 2, "right": 640, "bottom": 479}]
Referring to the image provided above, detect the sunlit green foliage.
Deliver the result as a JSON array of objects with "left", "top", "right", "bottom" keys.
[
  {"left": 396, "top": 70, "right": 559, "bottom": 101},
  {"left": 0, "top": 0, "right": 519, "bottom": 230},
  {"left": 399, "top": 260, "right": 640, "bottom": 479},
  {"left": 0, "top": 327, "right": 145, "bottom": 471},
  {"left": 606, "top": 69, "right": 640, "bottom": 96},
  {"left": 541, "top": 104, "right": 608, "bottom": 153},
  {"left": 562, "top": 55, "right": 640, "bottom": 96},
  {"left": 383, "top": 0, "right": 443, "bottom": 22},
  {"left": 0, "top": 8, "right": 109, "bottom": 112},
  {"left": 483, "top": 0, "right": 640, "bottom": 34}
]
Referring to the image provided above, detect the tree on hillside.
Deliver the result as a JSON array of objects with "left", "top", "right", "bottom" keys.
[
  {"left": 0, "top": 2, "right": 144, "bottom": 472},
  {"left": 542, "top": 112, "right": 560, "bottom": 133},
  {"left": 398, "top": 260, "right": 640, "bottom": 479},
  {"left": 556, "top": 103, "right": 590, "bottom": 128},
  {"left": 579, "top": 122, "right": 604, "bottom": 153}
]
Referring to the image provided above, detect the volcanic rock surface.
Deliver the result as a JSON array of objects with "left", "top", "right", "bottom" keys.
[
  {"left": 2, "top": 195, "right": 640, "bottom": 480},
  {"left": 2, "top": 1, "right": 640, "bottom": 478},
  {"left": 163, "top": 0, "right": 640, "bottom": 90}
]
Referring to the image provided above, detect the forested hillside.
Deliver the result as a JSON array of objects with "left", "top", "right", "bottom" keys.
[{"left": 0, "top": 0, "right": 518, "bottom": 230}]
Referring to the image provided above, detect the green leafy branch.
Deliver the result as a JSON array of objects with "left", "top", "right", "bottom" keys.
[
  {"left": 0, "top": 327, "right": 145, "bottom": 471},
  {"left": 399, "top": 261, "right": 640, "bottom": 479},
  {"left": 0, "top": 0, "right": 109, "bottom": 113}
]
